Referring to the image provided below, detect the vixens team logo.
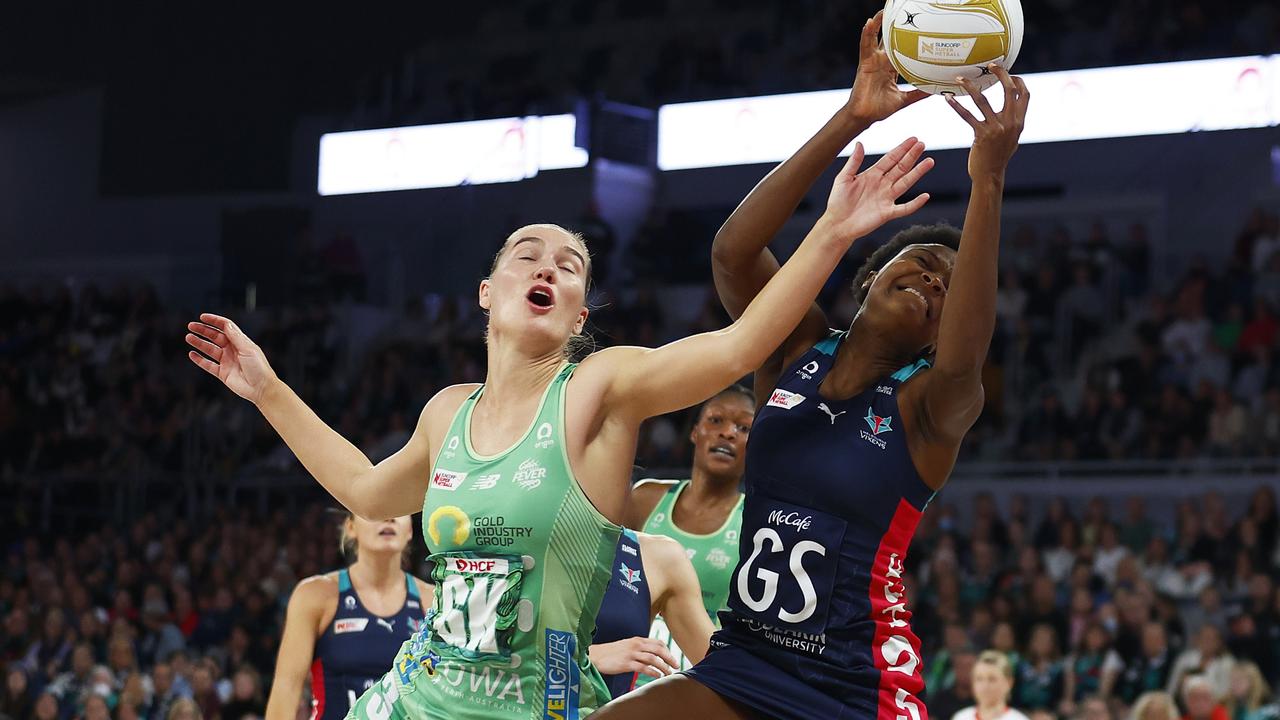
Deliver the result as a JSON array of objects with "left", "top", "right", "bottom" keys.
[
  {"left": 860, "top": 408, "right": 893, "bottom": 450},
  {"left": 864, "top": 408, "right": 893, "bottom": 435},
  {"left": 617, "top": 563, "right": 643, "bottom": 594}
]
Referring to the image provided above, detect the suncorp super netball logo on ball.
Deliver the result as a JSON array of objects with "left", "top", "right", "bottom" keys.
[{"left": 918, "top": 36, "right": 976, "bottom": 62}]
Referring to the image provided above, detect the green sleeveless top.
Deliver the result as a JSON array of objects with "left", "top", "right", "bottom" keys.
[
  {"left": 361, "top": 364, "right": 620, "bottom": 720},
  {"left": 633, "top": 479, "right": 743, "bottom": 685}
]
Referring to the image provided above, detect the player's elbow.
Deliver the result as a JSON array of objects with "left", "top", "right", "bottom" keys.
[
  {"left": 933, "top": 353, "right": 986, "bottom": 382},
  {"left": 711, "top": 230, "right": 752, "bottom": 273}
]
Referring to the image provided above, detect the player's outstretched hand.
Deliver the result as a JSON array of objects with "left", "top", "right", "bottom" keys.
[
  {"left": 947, "top": 64, "right": 1030, "bottom": 181},
  {"left": 587, "top": 637, "right": 680, "bottom": 680},
  {"left": 844, "top": 10, "right": 930, "bottom": 124},
  {"left": 820, "top": 136, "right": 934, "bottom": 242},
  {"left": 186, "top": 313, "right": 279, "bottom": 405}
]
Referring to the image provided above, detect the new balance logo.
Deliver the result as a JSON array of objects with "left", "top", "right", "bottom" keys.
[{"left": 817, "top": 403, "right": 847, "bottom": 425}]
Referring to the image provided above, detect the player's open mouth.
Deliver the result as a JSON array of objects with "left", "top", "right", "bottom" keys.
[
  {"left": 378, "top": 528, "right": 397, "bottom": 537},
  {"left": 898, "top": 285, "right": 930, "bottom": 315},
  {"left": 527, "top": 285, "right": 555, "bottom": 313},
  {"left": 709, "top": 444, "right": 736, "bottom": 458}
]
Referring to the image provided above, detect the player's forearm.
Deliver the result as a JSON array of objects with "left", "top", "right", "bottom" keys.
[
  {"left": 714, "top": 109, "right": 869, "bottom": 264},
  {"left": 725, "top": 218, "right": 849, "bottom": 369},
  {"left": 933, "top": 175, "right": 1003, "bottom": 377},
  {"left": 264, "top": 679, "right": 304, "bottom": 720},
  {"left": 256, "top": 379, "right": 376, "bottom": 514}
]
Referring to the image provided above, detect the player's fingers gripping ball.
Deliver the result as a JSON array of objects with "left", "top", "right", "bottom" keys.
[{"left": 881, "top": 0, "right": 1024, "bottom": 95}]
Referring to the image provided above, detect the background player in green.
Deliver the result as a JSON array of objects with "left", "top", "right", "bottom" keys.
[
  {"left": 624, "top": 386, "right": 753, "bottom": 683},
  {"left": 185, "top": 132, "right": 934, "bottom": 718}
]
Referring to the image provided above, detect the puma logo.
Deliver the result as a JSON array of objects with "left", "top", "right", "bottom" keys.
[
  {"left": 817, "top": 403, "right": 846, "bottom": 425},
  {"left": 376, "top": 618, "right": 396, "bottom": 633}
]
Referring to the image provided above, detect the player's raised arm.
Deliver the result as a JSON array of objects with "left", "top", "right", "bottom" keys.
[
  {"left": 712, "top": 11, "right": 929, "bottom": 388},
  {"left": 185, "top": 314, "right": 440, "bottom": 519},
  {"left": 593, "top": 136, "right": 933, "bottom": 423},
  {"left": 918, "top": 66, "right": 1029, "bottom": 442}
]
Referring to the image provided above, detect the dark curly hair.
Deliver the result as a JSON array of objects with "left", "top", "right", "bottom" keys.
[{"left": 851, "top": 223, "right": 961, "bottom": 304}]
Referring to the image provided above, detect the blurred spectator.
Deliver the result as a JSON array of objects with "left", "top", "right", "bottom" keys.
[
  {"left": 219, "top": 665, "right": 264, "bottom": 720},
  {"left": 1132, "top": 692, "right": 1180, "bottom": 720},
  {"left": 165, "top": 697, "right": 202, "bottom": 720},
  {"left": 147, "top": 661, "right": 191, "bottom": 720},
  {"left": 1183, "top": 675, "right": 1231, "bottom": 720},
  {"left": 1015, "top": 624, "right": 1065, "bottom": 712},
  {"left": 0, "top": 665, "right": 32, "bottom": 720},
  {"left": 1064, "top": 622, "right": 1124, "bottom": 709},
  {"left": 932, "top": 651, "right": 979, "bottom": 720},
  {"left": 952, "top": 650, "right": 1029, "bottom": 720},
  {"left": 1077, "top": 695, "right": 1113, "bottom": 720},
  {"left": 1118, "top": 623, "right": 1174, "bottom": 705},
  {"left": 1169, "top": 625, "right": 1235, "bottom": 699},
  {"left": 1226, "top": 662, "right": 1278, "bottom": 720},
  {"left": 32, "top": 693, "right": 59, "bottom": 720}
]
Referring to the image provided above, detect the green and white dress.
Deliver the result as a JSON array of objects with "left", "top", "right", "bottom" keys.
[
  {"left": 632, "top": 479, "right": 743, "bottom": 686},
  {"left": 348, "top": 364, "right": 620, "bottom": 719}
]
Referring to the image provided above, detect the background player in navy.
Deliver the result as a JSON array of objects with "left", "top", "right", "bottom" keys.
[
  {"left": 596, "top": 12, "right": 1030, "bottom": 720},
  {"left": 590, "top": 529, "right": 715, "bottom": 698},
  {"left": 264, "top": 513, "right": 431, "bottom": 720}
]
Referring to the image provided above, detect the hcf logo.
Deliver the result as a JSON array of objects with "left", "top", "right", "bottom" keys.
[{"left": 864, "top": 408, "right": 893, "bottom": 435}]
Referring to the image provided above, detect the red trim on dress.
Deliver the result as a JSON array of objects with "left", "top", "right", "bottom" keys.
[
  {"left": 869, "top": 499, "right": 928, "bottom": 720},
  {"left": 309, "top": 658, "right": 325, "bottom": 720}
]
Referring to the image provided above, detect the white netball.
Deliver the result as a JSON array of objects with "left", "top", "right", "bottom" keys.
[{"left": 882, "top": 0, "right": 1024, "bottom": 95}]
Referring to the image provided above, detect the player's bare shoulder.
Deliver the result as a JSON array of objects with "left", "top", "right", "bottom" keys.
[
  {"left": 625, "top": 479, "right": 679, "bottom": 529},
  {"left": 420, "top": 383, "right": 482, "bottom": 449},
  {"left": 289, "top": 572, "right": 341, "bottom": 630}
]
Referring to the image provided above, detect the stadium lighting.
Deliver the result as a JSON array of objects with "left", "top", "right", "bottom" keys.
[
  {"left": 657, "top": 55, "right": 1280, "bottom": 170},
  {"left": 318, "top": 114, "right": 588, "bottom": 196}
]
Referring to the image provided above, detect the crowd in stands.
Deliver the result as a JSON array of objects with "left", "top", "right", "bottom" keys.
[
  {"left": 0, "top": 505, "right": 363, "bottom": 719},
  {"left": 912, "top": 486, "right": 1280, "bottom": 720},
  {"left": 5, "top": 207, "right": 1280, "bottom": 485},
  {"left": 364, "top": 0, "right": 1280, "bottom": 128},
  {"left": 6, "top": 484, "right": 1280, "bottom": 719},
  {"left": 1007, "top": 208, "right": 1280, "bottom": 462}
]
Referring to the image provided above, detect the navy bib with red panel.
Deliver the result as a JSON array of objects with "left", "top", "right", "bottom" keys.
[
  {"left": 686, "top": 330, "right": 936, "bottom": 720},
  {"left": 592, "top": 529, "right": 652, "bottom": 698},
  {"left": 309, "top": 569, "right": 424, "bottom": 720}
]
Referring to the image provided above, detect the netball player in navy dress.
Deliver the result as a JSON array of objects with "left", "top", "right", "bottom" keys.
[
  {"left": 265, "top": 513, "right": 432, "bottom": 720},
  {"left": 595, "top": 12, "right": 1030, "bottom": 720},
  {"left": 590, "top": 529, "right": 715, "bottom": 698}
]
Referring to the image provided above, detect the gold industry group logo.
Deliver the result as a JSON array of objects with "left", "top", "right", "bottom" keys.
[{"left": 427, "top": 505, "right": 471, "bottom": 546}]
